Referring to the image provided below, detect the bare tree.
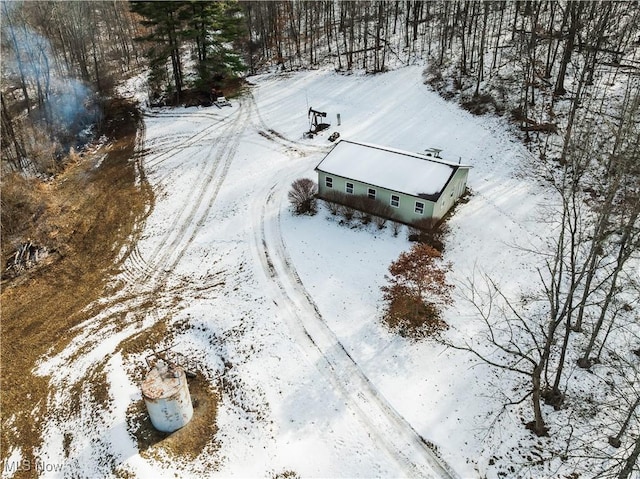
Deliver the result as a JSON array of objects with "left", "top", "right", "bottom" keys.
[{"left": 449, "top": 270, "right": 553, "bottom": 436}]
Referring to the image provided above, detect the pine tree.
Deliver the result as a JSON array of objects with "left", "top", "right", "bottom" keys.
[
  {"left": 130, "top": 1, "right": 187, "bottom": 99},
  {"left": 182, "top": 1, "right": 245, "bottom": 90},
  {"left": 130, "top": 1, "right": 245, "bottom": 99}
]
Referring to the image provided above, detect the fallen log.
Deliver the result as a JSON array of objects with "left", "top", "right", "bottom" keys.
[
  {"left": 4, "top": 241, "right": 48, "bottom": 277},
  {"left": 521, "top": 122, "right": 558, "bottom": 134}
]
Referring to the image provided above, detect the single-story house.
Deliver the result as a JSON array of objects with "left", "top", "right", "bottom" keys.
[{"left": 315, "top": 140, "right": 471, "bottom": 224}]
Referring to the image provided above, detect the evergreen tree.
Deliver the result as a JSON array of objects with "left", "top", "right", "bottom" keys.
[
  {"left": 183, "top": 1, "right": 245, "bottom": 89},
  {"left": 130, "top": 1, "right": 245, "bottom": 99},
  {"left": 130, "top": 1, "right": 186, "bottom": 99}
]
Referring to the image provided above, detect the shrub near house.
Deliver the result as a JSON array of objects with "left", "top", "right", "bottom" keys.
[
  {"left": 381, "top": 243, "right": 452, "bottom": 339},
  {"left": 288, "top": 178, "right": 318, "bottom": 215}
]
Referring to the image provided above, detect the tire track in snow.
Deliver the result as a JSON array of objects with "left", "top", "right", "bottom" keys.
[
  {"left": 251, "top": 180, "right": 460, "bottom": 479},
  {"left": 36, "top": 97, "right": 251, "bottom": 475},
  {"left": 245, "top": 90, "right": 329, "bottom": 156},
  {"left": 121, "top": 98, "right": 249, "bottom": 284},
  {"left": 112, "top": 117, "right": 155, "bottom": 277},
  {"left": 158, "top": 99, "right": 251, "bottom": 276},
  {"left": 142, "top": 106, "right": 237, "bottom": 170},
  {"left": 144, "top": 109, "right": 225, "bottom": 121},
  {"left": 52, "top": 101, "right": 246, "bottom": 346},
  {"left": 142, "top": 108, "right": 228, "bottom": 149}
]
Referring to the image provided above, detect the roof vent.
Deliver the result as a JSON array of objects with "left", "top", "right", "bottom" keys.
[{"left": 424, "top": 148, "right": 442, "bottom": 158}]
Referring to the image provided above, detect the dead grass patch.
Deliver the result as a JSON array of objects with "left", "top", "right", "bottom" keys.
[
  {"left": 270, "top": 471, "right": 301, "bottom": 479},
  {"left": 0, "top": 99, "right": 151, "bottom": 475},
  {"left": 119, "top": 316, "right": 170, "bottom": 360},
  {"left": 383, "top": 295, "right": 448, "bottom": 339}
]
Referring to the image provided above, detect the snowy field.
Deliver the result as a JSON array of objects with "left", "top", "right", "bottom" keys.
[{"left": 28, "top": 65, "right": 558, "bottom": 478}]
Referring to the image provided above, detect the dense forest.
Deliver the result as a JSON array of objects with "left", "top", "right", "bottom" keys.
[
  {"left": 2, "top": 1, "right": 639, "bottom": 173},
  {"left": 1, "top": 1, "right": 639, "bottom": 477},
  {"left": 2, "top": 2, "right": 139, "bottom": 172}
]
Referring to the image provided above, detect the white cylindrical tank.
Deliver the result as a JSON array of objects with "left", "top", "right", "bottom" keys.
[{"left": 142, "top": 360, "right": 193, "bottom": 433}]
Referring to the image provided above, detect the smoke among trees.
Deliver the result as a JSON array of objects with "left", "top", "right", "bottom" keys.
[
  {"left": 1, "top": 1, "right": 143, "bottom": 173},
  {"left": 3, "top": 1, "right": 639, "bottom": 175}
]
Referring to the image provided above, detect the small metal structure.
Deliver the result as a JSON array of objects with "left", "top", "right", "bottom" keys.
[
  {"left": 141, "top": 346, "right": 194, "bottom": 433},
  {"left": 308, "top": 107, "right": 330, "bottom": 133},
  {"left": 423, "top": 147, "right": 443, "bottom": 158}
]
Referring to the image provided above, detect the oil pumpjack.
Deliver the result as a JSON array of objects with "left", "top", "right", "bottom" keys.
[{"left": 308, "top": 107, "right": 330, "bottom": 134}]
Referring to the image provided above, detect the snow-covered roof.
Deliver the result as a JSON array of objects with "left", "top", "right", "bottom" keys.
[{"left": 315, "top": 140, "right": 470, "bottom": 199}]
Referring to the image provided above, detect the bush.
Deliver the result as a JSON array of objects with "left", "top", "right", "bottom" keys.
[
  {"left": 356, "top": 210, "right": 372, "bottom": 225},
  {"left": 383, "top": 293, "right": 447, "bottom": 339},
  {"left": 1, "top": 173, "right": 46, "bottom": 248},
  {"left": 351, "top": 196, "right": 373, "bottom": 225},
  {"left": 367, "top": 200, "right": 394, "bottom": 225},
  {"left": 381, "top": 243, "right": 452, "bottom": 339},
  {"left": 407, "top": 218, "right": 448, "bottom": 252},
  {"left": 324, "top": 200, "right": 341, "bottom": 216},
  {"left": 461, "top": 92, "right": 498, "bottom": 116},
  {"left": 373, "top": 214, "right": 388, "bottom": 229},
  {"left": 322, "top": 191, "right": 396, "bottom": 228},
  {"left": 321, "top": 189, "right": 346, "bottom": 205},
  {"left": 288, "top": 178, "right": 318, "bottom": 215},
  {"left": 423, "top": 61, "right": 445, "bottom": 91},
  {"left": 338, "top": 203, "right": 355, "bottom": 223}
]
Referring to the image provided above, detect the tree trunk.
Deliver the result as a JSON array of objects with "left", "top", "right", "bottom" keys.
[
  {"left": 3, "top": 4, "right": 32, "bottom": 112},
  {"left": 1, "top": 94, "right": 27, "bottom": 171},
  {"left": 585, "top": 2, "right": 612, "bottom": 85},
  {"left": 572, "top": 181, "right": 616, "bottom": 332},
  {"left": 579, "top": 211, "right": 638, "bottom": 367},
  {"left": 530, "top": 363, "right": 548, "bottom": 436},
  {"left": 555, "top": 1, "right": 580, "bottom": 96},
  {"left": 474, "top": 3, "right": 488, "bottom": 96},
  {"left": 490, "top": 1, "right": 505, "bottom": 73},
  {"left": 617, "top": 433, "right": 640, "bottom": 479}
]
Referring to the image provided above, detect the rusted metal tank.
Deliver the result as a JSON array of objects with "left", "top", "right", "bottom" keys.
[{"left": 141, "top": 360, "right": 193, "bottom": 433}]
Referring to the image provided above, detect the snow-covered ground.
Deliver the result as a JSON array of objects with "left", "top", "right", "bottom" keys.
[{"left": 29, "top": 65, "right": 558, "bottom": 478}]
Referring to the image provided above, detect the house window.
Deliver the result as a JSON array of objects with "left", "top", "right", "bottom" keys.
[
  {"left": 325, "top": 176, "right": 333, "bottom": 188},
  {"left": 390, "top": 194, "right": 400, "bottom": 208},
  {"left": 415, "top": 201, "right": 425, "bottom": 215},
  {"left": 346, "top": 182, "right": 354, "bottom": 194},
  {"left": 368, "top": 188, "right": 376, "bottom": 200}
]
